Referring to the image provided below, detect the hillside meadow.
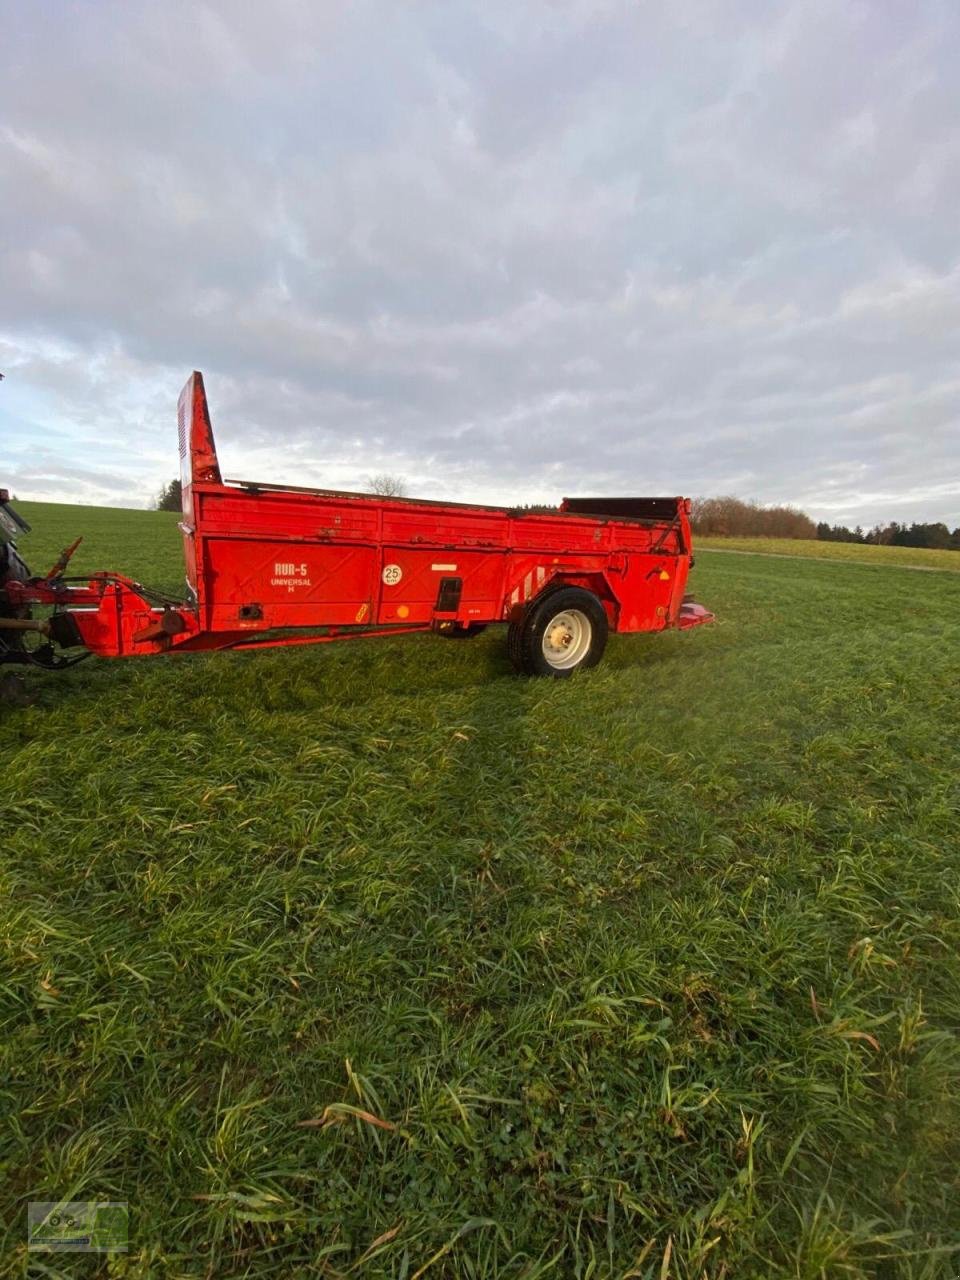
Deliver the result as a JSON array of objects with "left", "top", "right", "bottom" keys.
[
  {"left": 695, "top": 536, "right": 960, "bottom": 572},
  {"left": 1, "top": 501, "right": 959, "bottom": 1277}
]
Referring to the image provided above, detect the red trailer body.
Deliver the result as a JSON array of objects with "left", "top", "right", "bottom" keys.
[{"left": 0, "top": 372, "right": 713, "bottom": 679}]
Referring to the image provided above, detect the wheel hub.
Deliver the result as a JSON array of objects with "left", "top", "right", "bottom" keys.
[
  {"left": 547, "top": 621, "right": 573, "bottom": 648},
  {"left": 541, "top": 608, "right": 592, "bottom": 670}
]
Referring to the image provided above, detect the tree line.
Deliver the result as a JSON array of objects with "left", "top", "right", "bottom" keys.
[
  {"left": 815, "top": 520, "right": 960, "bottom": 549},
  {"left": 688, "top": 495, "right": 959, "bottom": 550},
  {"left": 689, "top": 496, "right": 816, "bottom": 539}
]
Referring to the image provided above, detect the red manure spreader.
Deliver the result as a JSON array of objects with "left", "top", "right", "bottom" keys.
[{"left": 1, "top": 373, "right": 713, "bottom": 685}]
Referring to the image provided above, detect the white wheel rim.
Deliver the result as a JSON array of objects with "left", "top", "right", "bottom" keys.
[{"left": 541, "top": 608, "right": 592, "bottom": 670}]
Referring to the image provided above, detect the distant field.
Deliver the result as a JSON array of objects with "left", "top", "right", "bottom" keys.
[
  {"left": 2, "top": 502, "right": 960, "bottom": 1278},
  {"left": 697, "top": 534, "right": 960, "bottom": 571}
]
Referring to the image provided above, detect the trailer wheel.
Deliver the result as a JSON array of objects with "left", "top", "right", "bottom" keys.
[
  {"left": 439, "top": 623, "right": 487, "bottom": 639},
  {"left": 508, "top": 587, "right": 608, "bottom": 677}
]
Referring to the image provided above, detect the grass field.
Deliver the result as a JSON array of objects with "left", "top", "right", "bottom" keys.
[
  {"left": 695, "top": 536, "right": 960, "bottom": 572},
  {"left": 2, "top": 502, "right": 960, "bottom": 1278}
]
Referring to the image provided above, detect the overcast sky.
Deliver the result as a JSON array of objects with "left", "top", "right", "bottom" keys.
[{"left": 1, "top": 1, "right": 958, "bottom": 527}]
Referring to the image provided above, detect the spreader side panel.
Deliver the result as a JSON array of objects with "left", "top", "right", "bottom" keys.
[
  {"left": 375, "top": 548, "right": 505, "bottom": 625},
  {"left": 203, "top": 538, "right": 380, "bottom": 630}
]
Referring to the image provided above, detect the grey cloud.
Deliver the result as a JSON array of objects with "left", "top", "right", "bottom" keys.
[{"left": 1, "top": 0, "right": 958, "bottom": 526}]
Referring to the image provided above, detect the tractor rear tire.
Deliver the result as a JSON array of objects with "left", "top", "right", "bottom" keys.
[{"left": 508, "top": 586, "right": 608, "bottom": 677}]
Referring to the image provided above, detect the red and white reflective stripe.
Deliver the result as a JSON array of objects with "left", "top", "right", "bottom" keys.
[{"left": 508, "top": 565, "right": 549, "bottom": 610}]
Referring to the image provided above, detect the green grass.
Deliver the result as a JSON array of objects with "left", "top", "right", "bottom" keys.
[
  {"left": 696, "top": 535, "right": 960, "bottom": 572},
  {"left": 13, "top": 501, "right": 184, "bottom": 595},
  {"left": 2, "top": 505, "right": 960, "bottom": 1278}
]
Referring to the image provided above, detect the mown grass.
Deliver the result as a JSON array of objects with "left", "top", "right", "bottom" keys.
[
  {"left": 696, "top": 535, "right": 960, "bottom": 572},
  {"left": 2, "top": 505, "right": 960, "bottom": 1278}
]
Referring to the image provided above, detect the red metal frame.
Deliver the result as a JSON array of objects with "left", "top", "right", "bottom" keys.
[{"left": 4, "top": 372, "right": 713, "bottom": 661}]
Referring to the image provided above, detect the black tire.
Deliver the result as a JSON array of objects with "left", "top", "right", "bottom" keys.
[
  {"left": 439, "top": 623, "right": 487, "bottom": 639},
  {"left": 507, "top": 586, "right": 608, "bottom": 677}
]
